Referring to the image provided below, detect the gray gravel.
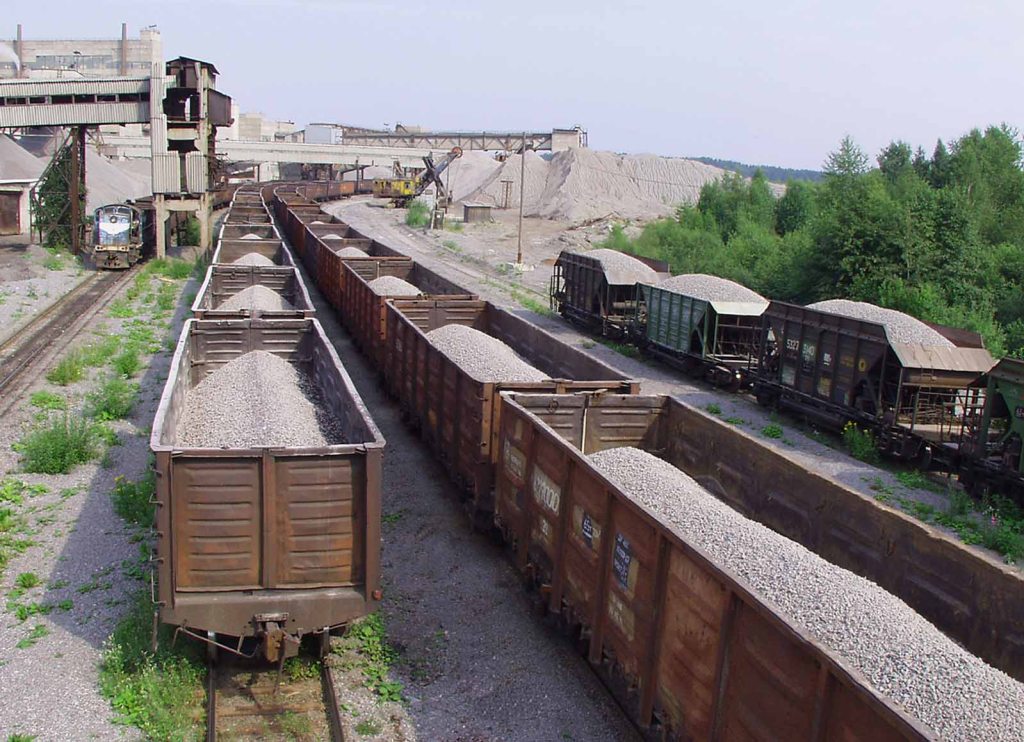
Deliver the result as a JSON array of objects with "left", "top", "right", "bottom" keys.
[
  {"left": 367, "top": 276, "right": 421, "bottom": 297},
  {"left": 240, "top": 232, "right": 264, "bottom": 240},
  {"left": 334, "top": 246, "right": 370, "bottom": 257},
  {"left": 178, "top": 350, "right": 343, "bottom": 448},
  {"left": 322, "top": 234, "right": 344, "bottom": 240},
  {"left": 657, "top": 273, "right": 767, "bottom": 303},
  {"left": 589, "top": 446, "right": 1024, "bottom": 741},
  {"left": 217, "top": 285, "right": 296, "bottom": 312},
  {"left": 579, "top": 248, "right": 658, "bottom": 285},
  {"left": 231, "top": 252, "right": 275, "bottom": 267},
  {"left": 425, "top": 324, "right": 548, "bottom": 382},
  {"left": 809, "top": 299, "right": 953, "bottom": 347}
]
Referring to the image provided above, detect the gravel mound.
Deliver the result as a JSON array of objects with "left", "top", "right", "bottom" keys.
[
  {"left": 178, "top": 350, "right": 343, "bottom": 448},
  {"left": 240, "top": 233, "right": 264, "bottom": 240},
  {"left": 335, "top": 246, "right": 370, "bottom": 258},
  {"left": 657, "top": 273, "right": 767, "bottom": 304},
  {"left": 0, "top": 133, "right": 44, "bottom": 180},
  {"left": 367, "top": 276, "right": 421, "bottom": 297},
  {"left": 232, "top": 253, "right": 275, "bottom": 266},
  {"left": 218, "top": 285, "right": 297, "bottom": 312},
  {"left": 322, "top": 234, "right": 344, "bottom": 240},
  {"left": 579, "top": 248, "right": 658, "bottom": 285},
  {"left": 589, "top": 446, "right": 1024, "bottom": 741},
  {"left": 425, "top": 324, "right": 547, "bottom": 382},
  {"left": 464, "top": 148, "right": 733, "bottom": 221},
  {"left": 808, "top": 299, "right": 953, "bottom": 347}
]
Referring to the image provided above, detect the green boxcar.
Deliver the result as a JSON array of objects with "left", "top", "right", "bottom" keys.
[
  {"left": 962, "top": 358, "right": 1024, "bottom": 502},
  {"left": 636, "top": 283, "right": 766, "bottom": 386}
]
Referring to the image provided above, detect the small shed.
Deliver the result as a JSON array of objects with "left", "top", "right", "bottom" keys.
[
  {"left": 0, "top": 179, "right": 35, "bottom": 235},
  {"left": 463, "top": 202, "right": 492, "bottom": 224}
]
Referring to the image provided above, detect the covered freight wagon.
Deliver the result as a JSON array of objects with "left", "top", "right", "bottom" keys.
[
  {"left": 151, "top": 318, "right": 385, "bottom": 661},
  {"left": 960, "top": 357, "right": 1024, "bottom": 504},
  {"left": 636, "top": 274, "right": 768, "bottom": 388},
  {"left": 383, "top": 298, "right": 639, "bottom": 517},
  {"left": 550, "top": 248, "right": 669, "bottom": 337},
  {"left": 754, "top": 300, "right": 994, "bottom": 465}
]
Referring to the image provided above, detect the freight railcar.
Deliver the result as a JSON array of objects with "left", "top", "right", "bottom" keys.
[
  {"left": 752, "top": 300, "right": 994, "bottom": 466},
  {"left": 635, "top": 274, "right": 769, "bottom": 389},
  {"left": 960, "top": 357, "right": 1024, "bottom": 502},
  {"left": 151, "top": 318, "right": 385, "bottom": 661},
  {"left": 550, "top": 248, "right": 669, "bottom": 337}
]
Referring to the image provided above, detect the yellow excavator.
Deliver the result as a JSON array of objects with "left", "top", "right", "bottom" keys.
[{"left": 372, "top": 146, "right": 463, "bottom": 206}]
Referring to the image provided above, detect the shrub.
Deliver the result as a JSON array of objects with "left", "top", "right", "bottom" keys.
[
  {"left": 842, "top": 421, "right": 880, "bottom": 464},
  {"left": 46, "top": 351, "right": 84, "bottom": 386},
  {"left": 86, "top": 376, "right": 138, "bottom": 421},
  {"left": 112, "top": 346, "right": 142, "bottom": 378},
  {"left": 16, "top": 413, "right": 101, "bottom": 474},
  {"left": 405, "top": 200, "right": 430, "bottom": 228}
]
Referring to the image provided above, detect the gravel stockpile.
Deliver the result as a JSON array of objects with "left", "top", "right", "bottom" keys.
[
  {"left": 232, "top": 252, "right": 275, "bottom": 267},
  {"left": 217, "top": 285, "right": 297, "bottom": 312},
  {"left": 579, "top": 248, "right": 658, "bottom": 285},
  {"left": 809, "top": 299, "right": 953, "bottom": 347},
  {"left": 178, "top": 350, "right": 343, "bottom": 448},
  {"left": 367, "top": 276, "right": 421, "bottom": 297},
  {"left": 588, "top": 446, "right": 1024, "bottom": 741},
  {"left": 240, "top": 232, "right": 264, "bottom": 240},
  {"left": 658, "top": 273, "right": 767, "bottom": 304},
  {"left": 335, "top": 246, "right": 370, "bottom": 258},
  {"left": 425, "top": 324, "right": 548, "bottom": 382}
]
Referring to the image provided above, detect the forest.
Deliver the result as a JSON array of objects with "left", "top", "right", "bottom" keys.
[{"left": 608, "top": 125, "right": 1024, "bottom": 358}]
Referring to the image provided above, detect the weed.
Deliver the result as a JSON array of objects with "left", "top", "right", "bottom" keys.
[
  {"left": 335, "top": 613, "right": 404, "bottom": 703},
  {"left": 280, "top": 711, "right": 314, "bottom": 738},
  {"left": 111, "top": 346, "right": 143, "bottom": 378},
  {"left": 46, "top": 351, "right": 85, "bottom": 386},
  {"left": 8, "top": 732, "right": 36, "bottom": 741},
  {"left": 724, "top": 416, "right": 744, "bottom": 426},
  {"left": 15, "top": 413, "right": 102, "bottom": 474},
  {"left": 381, "top": 511, "right": 403, "bottom": 525},
  {"left": 111, "top": 469, "right": 156, "bottom": 528},
  {"left": 80, "top": 335, "right": 120, "bottom": 367},
  {"left": 600, "top": 340, "right": 641, "bottom": 359},
  {"left": 15, "top": 572, "right": 40, "bottom": 589},
  {"left": 283, "top": 656, "right": 320, "bottom": 682},
  {"left": 94, "top": 421, "right": 119, "bottom": 447},
  {"left": 404, "top": 200, "right": 430, "bottom": 228},
  {"left": 57, "top": 599, "right": 73, "bottom": 611},
  {"left": 781, "top": 437, "right": 795, "bottom": 446},
  {"left": 108, "top": 299, "right": 135, "bottom": 319},
  {"left": 86, "top": 376, "right": 138, "bottom": 421},
  {"left": 99, "top": 591, "right": 205, "bottom": 739},
  {"left": 866, "top": 477, "right": 894, "bottom": 496},
  {"left": 842, "top": 422, "right": 880, "bottom": 464},
  {"left": 444, "top": 220, "right": 464, "bottom": 233},
  {"left": 355, "top": 720, "right": 383, "bottom": 736},
  {"left": 100, "top": 450, "right": 115, "bottom": 469},
  {"left": 0, "top": 479, "right": 47, "bottom": 505},
  {"left": 441, "top": 239, "right": 461, "bottom": 253},
  {"left": 42, "top": 250, "right": 65, "bottom": 271},
  {"left": 760, "top": 424, "right": 784, "bottom": 439},
  {"left": 581, "top": 339, "right": 596, "bottom": 349},
  {"left": 13, "top": 601, "right": 52, "bottom": 622},
  {"left": 29, "top": 391, "right": 66, "bottom": 411},
  {"left": 155, "top": 283, "right": 177, "bottom": 312},
  {"left": 49, "top": 579, "right": 68, "bottom": 590},
  {"left": 16, "top": 623, "right": 48, "bottom": 649}
]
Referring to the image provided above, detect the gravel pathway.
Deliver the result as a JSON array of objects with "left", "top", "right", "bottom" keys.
[
  {"left": 290, "top": 233, "right": 639, "bottom": 741},
  {"left": 0, "top": 265, "right": 200, "bottom": 741},
  {"left": 590, "top": 447, "right": 1024, "bottom": 741}
]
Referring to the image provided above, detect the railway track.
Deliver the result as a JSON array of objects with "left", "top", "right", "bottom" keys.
[
  {"left": 206, "top": 642, "right": 344, "bottom": 742},
  {"left": 0, "top": 268, "right": 137, "bottom": 416}
]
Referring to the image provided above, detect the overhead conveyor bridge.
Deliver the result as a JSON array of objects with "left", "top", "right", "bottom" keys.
[{"left": 0, "top": 76, "right": 157, "bottom": 128}]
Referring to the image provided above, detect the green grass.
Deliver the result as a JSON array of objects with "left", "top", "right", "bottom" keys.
[
  {"left": 99, "top": 591, "right": 205, "bottom": 739},
  {"left": 441, "top": 239, "right": 461, "bottom": 253},
  {"left": 80, "top": 335, "right": 121, "bottom": 367},
  {"left": 7, "top": 732, "right": 37, "bottom": 741},
  {"left": 405, "top": 200, "right": 430, "bottom": 227},
  {"left": 16, "top": 623, "right": 48, "bottom": 649},
  {"left": 86, "top": 376, "right": 138, "bottom": 421},
  {"left": 444, "top": 220, "right": 464, "bottom": 233},
  {"left": 599, "top": 339, "right": 641, "bottom": 359},
  {"left": 155, "top": 283, "right": 177, "bottom": 312},
  {"left": 334, "top": 612, "right": 404, "bottom": 703},
  {"left": 15, "top": 413, "right": 103, "bottom": 474},
  {"left": 145, "top": 257, "right": 195, "bottom": 280},
  {"left": 724, "top": 416, "right": 745, "bottom": 425},
  {"left": 45, "top": 351, "right": 85, "bottom": 386},
  {"left": 15, "top": 572, "right": 41, "bottom": 589},
  {"left": 42, "top": 249, "right": 66, "bottom": 271},
  {"left": 760, "top": 424, "right": 784, "bottom": 439},
  {"left": 111, "top": 346, "right": 143, "bottom": 378},
  {"left": 108, "top": 299, "right": 135, "bottom": 319},
  {"left": 705, "top": 403, "right": 722, "bottom": 415},
  {"left": 29, "top": 391, "right": 66, "bottom": 411},
  {"left": 355, "top": 720, "right": 383, "bottom": 736},
  {"left": 111, "top": 469, "right": 156, "bottom": 528}
]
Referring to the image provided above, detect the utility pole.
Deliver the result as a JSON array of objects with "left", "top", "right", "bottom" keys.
[{"left": 516, "top": 132, "right": 526, "bottom": 266}]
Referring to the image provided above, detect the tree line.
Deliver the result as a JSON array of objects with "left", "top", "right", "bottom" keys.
[{"left": 607, "top": 125, "right": 1024, "bottom": 357}]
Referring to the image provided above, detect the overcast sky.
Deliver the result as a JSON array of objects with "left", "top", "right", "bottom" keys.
[{"left": 8, "top": 1, "right": 1024, "bottom": 170}]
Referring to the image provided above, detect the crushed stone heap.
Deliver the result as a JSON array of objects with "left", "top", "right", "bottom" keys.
[{"left": 425, "top": 324, "right": 547, "bottom": 382}]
